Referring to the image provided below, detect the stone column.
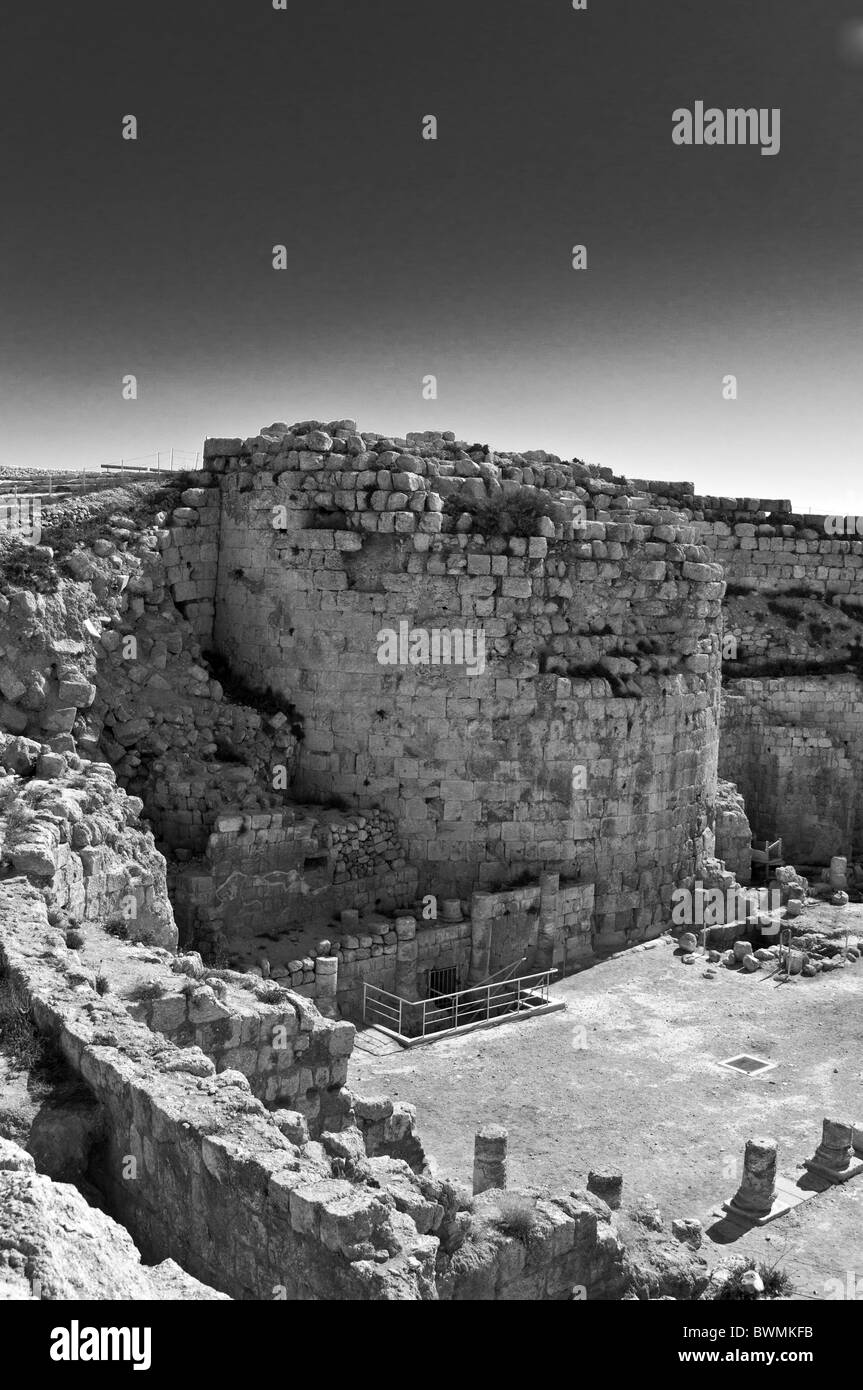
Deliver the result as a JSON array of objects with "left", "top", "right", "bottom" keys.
[
  {"left": 723, "top": 1137, "right": 789, "bottom": 1224},
  {"left": 804, "top": 1119, "right": 863, "bottom": 1183},
  {"left": 587, "top": 1169, "right": 623, "bottom": 1210},
  {"left": 473, "top": 1124, "right": 508, "bottom": 1195},
  {"left": 468, "top": 893, "right": 494, "bottom": 984},
  {"left": 536, "top": 872, "right": 560, "bottom": 971},
  {"left": 394, "top": 916, "right": 418, "bottom": 1001},
  {"left": 829, "top": 857, "right": 848, "bottom": 891},
  {"left": 315, "top": 956, "right": 338, "bottom": 1018}
]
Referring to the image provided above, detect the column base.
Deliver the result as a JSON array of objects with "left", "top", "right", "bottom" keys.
[
  {"left": 721, "top": 1195, "right": 791, "bottom": 1226},
  {"left": 803, "top": 1156, "right": 863, "bottom": 1185}
]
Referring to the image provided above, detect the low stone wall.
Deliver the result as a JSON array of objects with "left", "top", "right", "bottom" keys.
[
  {"left": 172, "top": 805, "right": 418, "bottom": 966},
  {"left": 330, "top": 878, "right": 596, "bottom": 1020},
  {"left": 470, "top": 878, "right": 597, "bottom": 980},
  {"left": 101, "top": 946, "right": 355, "bottom": 1131},
  {"left": 416, "top": 917, "right": 473, "bottom": 991}
]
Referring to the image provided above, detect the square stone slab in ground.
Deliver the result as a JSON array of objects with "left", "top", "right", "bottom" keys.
[{"left": 717, "top": 1053, "right": 777, "bottom": 1076}]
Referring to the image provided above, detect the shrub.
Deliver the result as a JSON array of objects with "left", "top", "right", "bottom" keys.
[
  {"left": 94, "top": 973, "right": 110, "bottom": 996},
  {"left": 722, "top": 1261, "right": 794, "bottom": 1300},
  {"left": 0, "top": 972, "right": 42, "bottom": 1069},
  {"left": 255, "top": 982, "right": 289, "bottom": 1004},
  {"left": 125, "top": 980, "right": 165, "bottom": 1003},
  {"left": 200, "top": 942, "right": 231, "bottom": 970},
  {"left": 442, "top": 491, "right": 555, "bottom": 538},
  {"left": 65, "top": 929, "right": 85, "bottom": 950},
  {"left": 0, "top": 540, "right": 58, "bottom": 594},
  {"left": 488, "top": 1194, "right": 541, "bottom": 1244}
]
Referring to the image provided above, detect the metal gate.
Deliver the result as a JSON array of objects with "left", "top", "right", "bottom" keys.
[{"left": 427, "top": 966, "right": 459, "bottom": 997}]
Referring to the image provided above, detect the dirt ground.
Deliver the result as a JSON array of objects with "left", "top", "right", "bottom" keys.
[{"left": 349, "top": 916, "right": 863, "bottom": 1298}]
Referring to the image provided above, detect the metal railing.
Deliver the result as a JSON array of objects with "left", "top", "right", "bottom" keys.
[
  {"left": 362, "top": 967, "right": 557, "bottom": 1041},
  {"left": 99, "top": 448, "right": 202, "bottom": 474}
]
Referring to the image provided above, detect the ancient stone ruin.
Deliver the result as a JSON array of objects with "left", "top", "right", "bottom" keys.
[{"left": 0, "top": 418, "right": 861, "bottom": 1302}]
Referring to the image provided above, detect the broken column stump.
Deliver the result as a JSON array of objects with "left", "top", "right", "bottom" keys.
[
  {"left": 473, "top": 1124, "right": 508, "bottom": 1195},
  {"left": 804, "top": 1119, "right": 863, "bottom": 1184},
  {"left": 587, "top": 1169, "right": 623, "bottom": 1210},
  {"left": 394, "top": 916, "right": 418, "bottom": 1002},
  {"left": 722, "top": 1136, "right": 790, "bottom": 1225},
  {"left": 315, "top": 956, "right": 339, "bottom": 1018}
]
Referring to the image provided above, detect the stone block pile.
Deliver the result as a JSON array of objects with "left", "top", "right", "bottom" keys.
[{"left": 0, "top": 740, "right": 176, "bottom": 948}]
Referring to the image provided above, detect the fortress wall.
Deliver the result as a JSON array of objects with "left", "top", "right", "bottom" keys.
[
  {"left": 720, "top": 677, "right": 863, "bottom": 861},
  {"left": 693, "top": 517, "right": 863, "bottom": 599},
  {"left": 206, "top": 432, "right": 725, "bottom": 952},
  {"left": 683, "top": 508, "right": 863, "bottom": 861},
  {"left": 160, "top": 475, "right": 222, "bottom": 645}
]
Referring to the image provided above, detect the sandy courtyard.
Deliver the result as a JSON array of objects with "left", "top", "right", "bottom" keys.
[{"left": 349, "top": 927, "right": 863, "bottom": 1297}]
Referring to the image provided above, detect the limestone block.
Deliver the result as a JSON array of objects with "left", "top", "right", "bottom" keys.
[{"left": 319, "top": 1189, "right": 387, "bottom": 1253}]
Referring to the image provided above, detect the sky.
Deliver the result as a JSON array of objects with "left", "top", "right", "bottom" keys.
[{"left": 1, "top": 0, "right": 862, "bottom": 512}]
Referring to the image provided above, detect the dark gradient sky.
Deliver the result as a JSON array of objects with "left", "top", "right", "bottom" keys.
[{"left": 1, "top": 1, "right": 862, "bottom": 509}]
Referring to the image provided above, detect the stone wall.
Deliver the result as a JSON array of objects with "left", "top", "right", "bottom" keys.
[
  {"left": 0, "top": 740, "right": 176, "bottom": 948},
  {"left": 206, "top": 424, "right": 725, "bottom": 952},
  {"left": 5, "top": 432, "right": 862, "bottom": 995},
  {"left": 0, "top": 1138, "right": 226, "bottom": 1300},
  {"left": 322, "top": 876, "right": 596, "bottom": 1020},
  {"left": 692, "top": 508, "right": 863, "bottom": 601},
  {"left": 652, "top": 494, "right": 863, "bottom": 866},
  {"left": 0, "top": 483, "right": 298, "bottom": 861},
  {"left": 0, "top": 876, "right": 642, "bottom": 1302},
  {"left": 91, "top": 941, "right": 355, "bottom": 1132},
  {"left": 159, "top": 479, "right": 221, "bottom": 644},
  {"left": 171, "top": 804, "right": 418, "bottom": 968},
  {"left": 720, "top": 678, "right": 862, "bottom": 863},
  {"left": 712, "top": 779, "right": 752, "bottom": 885}
]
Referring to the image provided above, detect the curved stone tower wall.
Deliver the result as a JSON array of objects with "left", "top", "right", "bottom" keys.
[{"left": 208, "top": 425, "right": 724, "bottom": 950}]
